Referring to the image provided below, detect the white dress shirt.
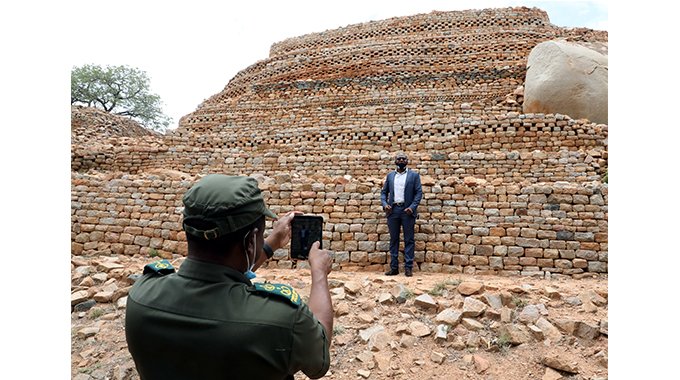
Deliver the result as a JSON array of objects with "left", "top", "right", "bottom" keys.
[{"left": 393, "top": 169, "right": 408, "bottom": 203}]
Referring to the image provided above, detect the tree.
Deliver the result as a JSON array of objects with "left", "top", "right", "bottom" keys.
[{"left": 71, "top": 64, "right": 172, "bottom": 132}]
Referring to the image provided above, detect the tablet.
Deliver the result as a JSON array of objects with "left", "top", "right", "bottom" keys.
[{"left": 290, "top": 215, "right": 323, "bottom": 260}]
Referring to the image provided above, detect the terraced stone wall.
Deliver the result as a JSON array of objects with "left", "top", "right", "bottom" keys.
[
  {"left": 70, "top": 7, "right": 608, "bottom": 277},
  {"left": 182, "top": 7, "right": 562, "bottom": 131},
  {"left": 72, "top": 111, "right": 607, "bottom": 184}
]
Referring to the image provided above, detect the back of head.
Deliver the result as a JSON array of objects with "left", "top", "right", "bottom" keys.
[{"left": 182, "top": 174, "right": 276, "bottom": 254}]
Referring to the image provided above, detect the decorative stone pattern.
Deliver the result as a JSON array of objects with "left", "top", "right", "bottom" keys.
[
  {"left": 70, "top": 7, "right": 608, "bottom": 277},
  {"left": 73, "top": 112, "right": 607, "bottom": 184}
]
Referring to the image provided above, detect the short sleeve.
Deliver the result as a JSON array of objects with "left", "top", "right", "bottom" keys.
[{"left": 288, "top": 303, "right": 330, "bottom": 379}]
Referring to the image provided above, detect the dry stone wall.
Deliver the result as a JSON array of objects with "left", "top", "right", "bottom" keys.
[
  {"left": 71, "top": 7, "right": 608, "bottom": 277},
  {"left": 73, "top": 111, "right": 607, "bottom": 184},
  {"left": 71, "top": 105, "right": 161, "bottom": 138},
  {"left": 71, "top": 168, "right": 607, "bottom": 278}
]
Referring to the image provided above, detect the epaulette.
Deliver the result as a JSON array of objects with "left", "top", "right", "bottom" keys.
[
  {"left": 253, "top": 283, "right": 301, "bottom": 307},
  {"left": 143, "top": 259, "right": 176, "bottom": 275}
]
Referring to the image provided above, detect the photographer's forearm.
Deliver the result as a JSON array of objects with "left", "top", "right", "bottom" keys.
[
  {"left": 253, "top": 211, "right": 301, "bottom": 271},
  {"left": 307, "top": 270, "right": 333, "bottom": 346}
]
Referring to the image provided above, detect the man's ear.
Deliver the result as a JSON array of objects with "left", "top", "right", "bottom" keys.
[{"left": 246, "top": 227, "right": 259, "bottom": 251}]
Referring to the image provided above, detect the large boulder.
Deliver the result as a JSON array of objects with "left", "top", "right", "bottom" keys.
[{"left": 523, "top": 40, "right": 608, "bottom": 125}]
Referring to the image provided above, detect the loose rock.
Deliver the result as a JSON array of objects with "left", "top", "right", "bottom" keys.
[
  {"left": 434, "top": 308, "right": 462, "bottom": 325},
  {"left": 542, "top": 353, "right": 579, "bottom": 373},
  {"left": 414, "top": 293, "right": 438, "bottom": 309},
  {"left": 462, "top": 297, "right": 487, "bottom": 317},
  {"left": 457, "top": 282, "right": 484, "bottom": 295},
  {"left": 474, "top": 354, "right": 490, "bottom": 373},
  {"left": 409, "top": 321, "right": 431, "bottom": 337},
  {"left": 74, "top": 300, "right": 97, "bottom": 312}
]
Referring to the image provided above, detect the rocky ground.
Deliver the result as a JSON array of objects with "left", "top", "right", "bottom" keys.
[{"left": 71, "top": 254, "right": 608, "bottom": 380}]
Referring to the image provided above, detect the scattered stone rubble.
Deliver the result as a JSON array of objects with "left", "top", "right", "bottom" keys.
[{"left": 71, "top": 254, "right": 608, "bottom": 379}]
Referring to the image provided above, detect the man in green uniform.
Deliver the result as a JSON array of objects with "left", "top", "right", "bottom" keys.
[{"left": 125, "top": 174, "right": 333, "bottom": 380}]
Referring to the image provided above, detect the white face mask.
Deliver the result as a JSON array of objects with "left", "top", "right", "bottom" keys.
[{"left": 242, "top": 230, "right": 257, "bottom": 279}]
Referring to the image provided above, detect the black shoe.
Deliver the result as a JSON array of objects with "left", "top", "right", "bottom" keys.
[
  {"left": 405, "top": 268, "right": 413, "bottom": 277},
  {"left": 385, "top": 268, "right": 399, "bottom": 276}
]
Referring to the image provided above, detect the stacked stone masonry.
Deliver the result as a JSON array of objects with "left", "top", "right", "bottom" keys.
[
  {"left": 73, "top": 111, "right": 607, "bottom": 184},
  {"left": 71, "top": 105, "right": 161, "bottom": 139},
  {"left": 71, "top": 171, "right": 607, "bottom": 277},
  {"left": 71, "top": 7, "right": 608, "bottom": 277}
]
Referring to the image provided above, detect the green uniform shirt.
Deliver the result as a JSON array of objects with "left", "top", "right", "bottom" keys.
[{"left": 125, "top": 259, "right": 330, "bottom": 380}]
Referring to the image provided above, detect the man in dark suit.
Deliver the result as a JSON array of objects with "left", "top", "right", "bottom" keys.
[{"left": 380, "top": 152, "right": 422, "bottom": 277}]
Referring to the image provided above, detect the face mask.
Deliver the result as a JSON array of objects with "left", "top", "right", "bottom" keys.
[
  {"left": 397, "top": 162, "right": 407, "bottom": 170},
  {"left": 243, "top": 230, "right": 257, "bottom": 279}
]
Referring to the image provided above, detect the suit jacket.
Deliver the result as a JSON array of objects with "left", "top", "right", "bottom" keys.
[{"left": 381, "top": 169, "right": 423, "bottom": 218}]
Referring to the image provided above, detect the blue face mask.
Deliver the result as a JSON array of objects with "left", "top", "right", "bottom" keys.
[{"left": 245, "top": 270, "right": 257, "bottom": 279}]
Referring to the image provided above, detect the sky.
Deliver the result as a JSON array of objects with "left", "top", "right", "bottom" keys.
[{"left": 64, "top": 1, "right": 609, "bottom": 130}]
